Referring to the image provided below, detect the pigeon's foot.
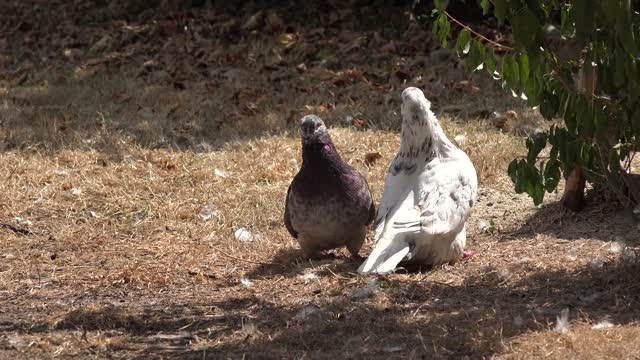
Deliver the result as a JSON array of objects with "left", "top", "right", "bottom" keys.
[
  {"left": 350, "top": 253, "right": 365, "bottom": 262},
  {"left": 462, "top": 249, "right": 476, "bottom": 260}
]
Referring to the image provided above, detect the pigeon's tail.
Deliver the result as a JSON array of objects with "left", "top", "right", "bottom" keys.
[{"left": 357, "top": 231, "right": 413, "bottom": 275}]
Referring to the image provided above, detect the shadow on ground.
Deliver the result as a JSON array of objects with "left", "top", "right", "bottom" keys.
[
  {"left": 0, "top": 76, "right": 306, "bottom": 156},
  {"left": 4, "top": 260, "right": 638, "bottom": 359},
  {"left": 245, "top": 246, "right": 363, "bottom": 279},
  {"left": 508, "top": 195, "right": 639, "bottom": 244}
]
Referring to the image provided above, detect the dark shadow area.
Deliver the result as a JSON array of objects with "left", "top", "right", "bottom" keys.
[
  {"left": 0, "top": 0, "right": 522, "bottom": 156},
  {"left": 245, "top": 245, "right": 362, "bottom": 279},
  {"left": 156, "top": 261, "right": 640, "bottom": 359},
  {"left": 3, "top": 260, "right": 638, "bottom": 359},
  {"left": 508, "top": 192, "right": 639, "bottom": 244}
]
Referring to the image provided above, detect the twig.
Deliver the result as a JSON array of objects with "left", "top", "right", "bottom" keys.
[
  {"left": 212, "top": 246, "right": 284, "bottom": 267},
  {"left": 325, "top": 266, "right": 349, "bottom": 280},
  {"left": 623, "top": 150, "right": 637, "bottom": 173},
  {"left": 444, "top": 11, "right": 513, "bottom": 50},
  {"left": 0, "top": 223, "right": 34, "bottom": 236}
]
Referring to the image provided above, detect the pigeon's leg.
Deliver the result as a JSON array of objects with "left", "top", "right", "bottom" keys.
[
  {"left": 300, "top": 240, "right": 338, "bottom": 260},
  {"left": 298, "top": 237, "right": 319, "bottom": 260},
  {"left": 346, "top": 227, "right": 366, "bottom": 259},
  {"left": 348, "top": 250, "right": 364, "bottom": 261}
]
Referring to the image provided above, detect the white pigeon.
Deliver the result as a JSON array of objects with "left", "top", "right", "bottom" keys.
[{"left": 358, "top": 87, "right": 478, "bottom": 275}]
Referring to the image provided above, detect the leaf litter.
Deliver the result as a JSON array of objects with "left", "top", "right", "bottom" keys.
[{"left": 0, "top": 1, "right": 639, "bottom": 359}]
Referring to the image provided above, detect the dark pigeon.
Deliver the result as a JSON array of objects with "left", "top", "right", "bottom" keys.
[{"left": 284, "top": 115, "right": 375, "bottom": 258}]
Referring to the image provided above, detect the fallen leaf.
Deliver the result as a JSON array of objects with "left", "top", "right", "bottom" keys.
[
  {"left": 214, "top": 168, "right": 228, "bottom": 178},
  {"left": 234, "top": 228, "right": 253, "bottom": 242},
  {"left": 592, "top": 320, "right": 615, "bottom": 329},
  {"left": 554, "top": 308, "right": 570, "bottom": 334},
  {"left": 198, "top": 203, "right": 219, "bottom": 221},
  {"left": 301, "top": 273, "right": 318, "bottom": 283},
  {"left": 278, "top": 33, "right": 297, "bottom": 48},
  {"left": 303, "top": 104, "right": 333, "bottom": 114},
  {"left": 453, "top": 80, "right": 480, "bottom": 94},
  {"left": 14, "top": 217, "right": 33, "bottom": 226},
  {"left": 243, "top": 10, "right": 264, "bottom": 30}
]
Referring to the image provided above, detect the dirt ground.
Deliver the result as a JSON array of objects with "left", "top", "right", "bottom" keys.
[{"left": 1, "top": 2, "right": 639, "bottom": 359}]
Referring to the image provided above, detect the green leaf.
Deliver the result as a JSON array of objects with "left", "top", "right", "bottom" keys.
[
  {"left": 467, "top": 40, "right": 485, "bottom": 71},
  {"left": 485, "top": 49, "right": 497, "bottom": 76},
  {"left": 507, "top": 159, "right": 519, "bottom": 184},
  {"left": 525, "top": 72, "right": 543, "bottom": 106},
  {"left": 609, "top": 149, "right": 622, "bottom": 173},
  {"left": 519, "top": 54, "right": 530, "bottom": 90},
  {"left": 602, "top": 0, "right": 619, "bottom": 22},
  {"left": 501, "top": 55, "right": 520, "bottom": 90},
  {"left": 455, "top": 29, "right": 471, "bottom": 54},
  {"left": 594, "top": 104, "right": 608, "bottom": 142},
  {"left": 564, "top": 105, "right": 577, "bottom": 135},
  {"left": 540, "top": 89, "right": 560, "bottom": 120},
  {"left": 434, "top": 0, "right": 449, "bottom": 12},
  {"left": 560, "top": 4, "right": 574, "bottom": 35},
  {"left": 552, "top": 127, "right": 578, "bottom": 178},
  {"left": 617, "top": 0, "right": 638, "bottom": 56},
  {"left": 524, "top": 163, "right": 544, "bottom": 205},
  {"left": 458, "top": 0, "right": 638, "bottom": 206},
  {"left": 532, "top": 182, "right": 545, "bottom": 205},
  {"left": 526, "top": 132, "right": 548, "bottom": 164},
  {"left": 614, "top": 45, "right": 627, "bottom": 87},
  {"left": 576, "top": 97, "right": 594, "bottom": 138},
  {"left": 480, "top": 0, "right": 490, "bottom": 15},
  {"left": 433, "top": 14, "right": 450, "bottom": 48},
  {"left": 511, "top": 8, "right": 542, "bottom": 56},
  {"left": 632, "top": 105, "right": 640, "bottom": 134},
  {"left": 543, "top": 158, "right": 561, "bottom": 192},
  {"left": 494, "top": 0, "right": 507, "bottom": 26},
  {"left": 574, "top": 0, "right": 595, "bottom": 41}
]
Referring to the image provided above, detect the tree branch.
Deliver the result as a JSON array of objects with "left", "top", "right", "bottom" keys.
[{"left": 444, "top": 11, "right": 513, "bottom": 50}]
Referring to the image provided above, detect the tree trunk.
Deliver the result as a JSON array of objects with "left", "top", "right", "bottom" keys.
[
  {"left": 561, "top": 60, "right": 596, "bottom": 211},
  {"left": 562, "top": 166, "right": 586, "bottom": 211}
]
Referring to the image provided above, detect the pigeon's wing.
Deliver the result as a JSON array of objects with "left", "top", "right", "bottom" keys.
[
  {"left": 360, "top": 176, "right": 376, "bottom": 225},
  {"left": 393, "top": 158, "right": 477, "bottom": 235},
  {"left": 283, "top": 185, "right": 298, "bottom": 239},
  {"left": 366, "top": 195, "right": 376, "bottom": 225},
  {"left": 372, "top": 162, "right": 413, "bottom": 242},
  {"left": 358, "top": 190, "right": 416, "bottom": 274}
]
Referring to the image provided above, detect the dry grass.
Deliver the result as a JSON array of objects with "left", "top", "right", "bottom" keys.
[
  {"left": 1, "top": 3, "right": 639, "bottom": 357},
  {"left": 1, "top": 79, "right": 639, "bottom": 358}
]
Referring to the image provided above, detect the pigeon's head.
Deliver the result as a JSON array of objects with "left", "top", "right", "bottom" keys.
[
  {"left": 401, "top": 87, "right": 432, "bottom": 125},
  {"left": 300, "top": 115, "right": 328, "bottom": 143}
]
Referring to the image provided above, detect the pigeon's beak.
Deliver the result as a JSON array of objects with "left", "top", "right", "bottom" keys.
[
  {"left": 300, "top": 116, "right": 320, "bottom": 141},
  {"left": 301, "top": 128, "right": 314, "bottom": 141}
]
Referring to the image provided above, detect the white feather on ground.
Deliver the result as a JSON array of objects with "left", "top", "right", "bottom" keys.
[{"left": 358, "top": 87, "right": 478, "bottom": 275}]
